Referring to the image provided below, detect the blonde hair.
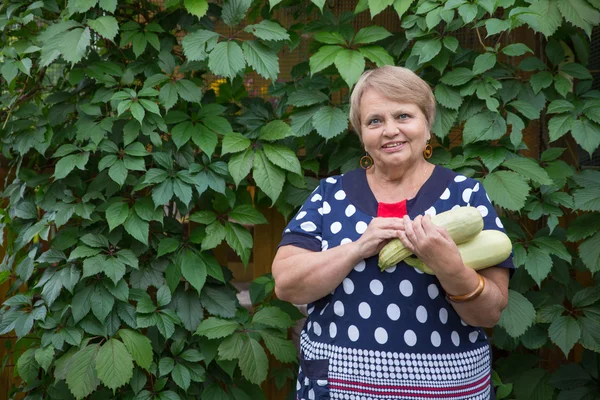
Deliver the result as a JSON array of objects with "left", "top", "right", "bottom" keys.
[{"left": 349, "top": 66, "right": 436, "bottom": 136}]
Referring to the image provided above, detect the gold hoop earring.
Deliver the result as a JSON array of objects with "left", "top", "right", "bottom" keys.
[
  {"left": 360, "top": 153, "right": 374, "bottom": 169},
  {"left": 423, "top": 142, "right": 433, "bottom": 159}
]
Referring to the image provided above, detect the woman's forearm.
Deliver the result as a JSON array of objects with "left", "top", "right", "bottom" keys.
[{"left": 273, "top": 243, "right": 365, "bottom": 305}]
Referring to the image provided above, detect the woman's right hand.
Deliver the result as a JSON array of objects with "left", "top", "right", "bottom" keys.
[{"left": 353, "top": 217, "right": 405, "bottom": 259}]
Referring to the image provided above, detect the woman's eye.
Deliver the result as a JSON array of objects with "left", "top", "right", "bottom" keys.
[
  {"left": 397, "top": 114, "right": 409, "bottom": 120},
  {"left": 368, "top": 118, "right": 381, "bottom": 125}
]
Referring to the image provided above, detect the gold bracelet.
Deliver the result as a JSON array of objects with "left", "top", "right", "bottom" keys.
[{"left": 446, "top": 274, "right": 485, "bottom": 303}]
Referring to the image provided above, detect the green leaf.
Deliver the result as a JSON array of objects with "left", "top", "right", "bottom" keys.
[
  {"left": 501, "top": 43, "right": 533, "bottom": 57},
  {"left": 513, "top": 368, "right": 554, "bottom": 400},
  {"left": 463, "top": 111, "right": 507, "bottom": 143},
  {"left": 262, "top": 143, "right": 301, "bottom": 175},
  {"left": 242, "top": 40, "right": 279, "bottom": 82},
  {"left": 245, "top": 20, "right": 289, "bottom": 41},
  {"left": 485, "top": 18, "right": 510, "bottom": 36},
  {"left": 288, "top": 89, "right": 330, "bottom": 107},
  {"left": 440, "top": 68, "right": 474, "bottom": 86},
  {"left": 202, "top": 221, "right": 226, "bottom": 251},
  {"left": 458, "top": 3, "right": 477, "bottom": 23},
  {"left": 557, "top": 0, "right": 600, "bottom": 36},
  {"left": 498, "top": 290, "right": 536, "bottom": 337},
  {"left": 182, "top": 30, "right": 220, "bottom": 62},
  {"left": 548, "top": 316, "right": 581, "bottom": 357},
  {"left": 548, "top": 364, "right": 592, "bottom": 390},
  {"left": 228, "top": 205, "right": 267, "bottom": 225},
  {"left": 61, "top": 27, "right": 91, "bottom": 65},
  {"left": 567, "top": 214, "right": 600, "bottom": 242},
  {"left": 221, "top": 0, "right": 251, "bottom": 26},
  {"left": 416, "top": 38, "right": 442, "bottom": 65},
  {"left": 368, "top": 0, "right": 394, "bottom": 17},
  {"left": 195, "top": 317, "right": 240, "bottom": 339},
  {"left": 159, "top": 357, "right": 175, "bottom": 376},
  {"left": 152, "top": 179, "right": 174, "bottom": 207},
  {"left": 158, "top": 238, "right": 180, "bottom": 257},
  {"left": 312, "top": 106, "right": 348, "bottom": 139},
  {"left": 118, "top": 329, "right": 152, "bottom": 371},
  {"left": 259, "top": 120, "right": 293, "bottom": 141},
  {"left": 353, "top": 26, "right": 392, "bottom": 45},
  {"left": 81, "top": 233, "right": 109, "bottom": 248},
  {"left": 190, "top": 210, "right": 217, "bottom": 224},
  {"left": 108, "top": 160, "right": 128, "bottom": 186},
  {"left": 434, "top": 84, "right": 463, "bottom": 110},
  {"left": 547, "top": 100, "right": 575, "bottom": 114},
  {"left": 524, "top": 245, "right": 553, "bottom": 286},
  {"left": 580, "top": 232, "right": 600, "bottom": 273},
  {"left": 124, "top": 211, "right": 149, "bottom": 245},
  {"left": 252, "top": 306, "right": 294, "bottom": 329},
  {"left": 66, "top": 344, "right": 100, "bottom": 400},
  {"left": 358, "top": 46, "right": 394, "bottom": 67},
  {"left": 253, "top": 150, "right": 285, "bottom": 203},
  {"left": 573, "top": 187, "right": 600, "bottom": 212},
  {"left": 92, "top": 284, "right": 115, "bottom": 321},
  {"left": 88, "top": 16, "right": 119, "bottom": 42},
  {"left": 572, "top": 286, "right": 600, "bottom": 308},
  {"left": 96, "top": 338, "right": 134, "bottom": 391},
  {"left": 238, "top": 336, "right": 268, "bottom": 385},
  {"left": 173, "top": 179, "right": 192, "bottom": 205},
  {"left": 208, "top": 41, "right": 245, "bottom": 80},
  {"left": 228, "top": 148, "right": 254, "bottom": 187},
  {"left": 17, "top": 349, "right": 39, "bottom": 384},
  {"left": 560, "top": 63, "right": 593, "bottom": 79},
  {"left": 502, "top": 158, "right": 552, "bottom": 185},
  {"left": 160, "top": 82, "right": 179, "bottom": 110},
  {"left": 393, "top": 0, "right": 412, "bottom": 18},
  {"left": 180, "top": 250, "right": 208, "bottom": 294},
  {"left": 172, "top": 364, "right": 191, "bottom": 390},
  {"left": 201, "top": 285, "right": 237, "bottom": 318},
  {"left": 259, "top": 330, "right": 297, "bottom": 363},
  {"left": 173, "top": 289, "right": 204, "bottom": 332},
  {"left": 104, "top": 257, "right": 126, "bottom": 284},
  {"left": 222, "top": 132, "right": 251, "bottom": 155},
  {"left": 334, "top": 50, "right": 365, "bottom": 89},
  {"left": 483, "top": 171, "right": 530, "bottom": 211},
  {"left": 530, "top": 71, "right": 553, "bottom": 94},
  {"left": 105, "top": 202, "right": 129, "bottom": 232},
  {"left": 548, "top": 114, "right": 573, "bottom": 142},
  {"left": 571, "top": 119, "right": 600, "bottom": 156},
  {"left": 34, "top": 345, "right": 55, "bottom": 373},
  {"left": 313, "top": 31, "right": 346, "bottom": 45},
  {"left": 473, "top": 52, "right": 497, "bottom": 74},
  {"left": 184, "top": 0, "right": 208, "bottom": 18},
  {"left": 309, "top": 45, "right": 344, "bottom": 75},
  {"left": 225, "top": 222, "right": 253, "bottom": 264}
]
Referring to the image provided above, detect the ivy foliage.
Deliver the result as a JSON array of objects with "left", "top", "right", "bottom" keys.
[{"left": 1, "top": 0, "right": 600, "bottom": 398}]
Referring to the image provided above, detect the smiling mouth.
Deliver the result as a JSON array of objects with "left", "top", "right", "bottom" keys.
[{"left": 382, "top": 142, "right": 406, "bottom": 148}]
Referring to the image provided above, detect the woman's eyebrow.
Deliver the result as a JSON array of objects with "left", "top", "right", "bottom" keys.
[{"left": 364, "top": 113, "right": 383, "bottom": 121}]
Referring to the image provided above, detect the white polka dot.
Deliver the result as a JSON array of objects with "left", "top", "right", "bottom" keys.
[
  {"left": 359, "top": 302, "right": 371, "bottom": 319},
  {"left": 477, "top": 205, "right": 488, "bottom": 217},
  {"left": 343, "top": 278, "right": 354, "bottom": 294},
  {"left": 330, "top": 222, "right": 342, "bottom": 234},
  {"left": 400, "top": 280, "right": 413, "bottom": 297},
  {"left": 452, "top": 204, "right": 461, "bottom": 210},
  {"left": 473, "top": 182, "right": 480, "bottom": 192},
  {"left": 311, "top": 194, "right": 322, "bottom": 202},
  {"left": 319, "top": 302, "right": 329, "bottom": 315},
  {"left": 309, "top": 388, "right": 315, "bottom": 400},
  {"left": 496, "top": 217, "right": 504, "bottom": 228},
  {"left": 345, "top": 204, "right": 356, "bottom": 217},
  {"left": 431, "top": 331, "right": 441, "bottom": 347},
  {"left": 413, "top": 267, "right": 424, "bottom": 274},
  {"left": 370, "top": 280, "right": 383, "bottom": 295},
  {"left": 451, "top": 331, "right": 460, "bottom": 346},
  {"left": 313, "top": 322, "right": 322, "bottom": 336},
  {"left": 455, "top": 175, "right": 467, "bottom": 182},
  {"left": 384, "top": 265, "right": 396, "bottom": 273},
  {"left": 354, "top": 260, "right": 365, "bottom": 272},
  {"left": 296, "top": 380, "right": 301, "bottom": 390},
  {"left": 404, "top": 330, "right": 417, "bottom": 346},
  {"left": 387, "top": 304, "right": 400, "bottom": 321},
  {"left": 469, "top": 331, "right": 479, "bottom": 343},
  {"left": 340, "top": 238, "right": 352, "bottom": 245},
  {"left": 348, "top": 325, "right": 360, "bottom": 341},
  {"left": 321, "top": 240, "right": 328, "bottom": 250},
  {"left": 285, "top": 228, "right": 291, "bottom": 233},
  {"left": 462, "top": 188, "right": 473, "bottom": 203},
  {"left": 329, "top": 322, "right": 337, "bottom": 338},
  {"left": 334, "top": 190, "right": 346, "bottom": 200},
  {"left": 304, "top": 377, "right": 309, "bottom": 385},
  {"left": 307, "top": 306, "right": 314, "bottom": 314},
  {"left": 461, "top": 319, "right": 467, "bottom": 326},
  {"left": 296, "top": 211, "right": 307, "bottom": 220},
  {"left": 356, "top": 221, "right": 368, "bottom": 234},
  {"left": 322, "top": 201, "right": 331, "bottom": 214},
  {"left": 317, "top": 379, "right": 328, "bottom": 386},
  {"left": 375, "top": 328, "right": 388, "bottom": 345},
  {"left": 416, "top": 306, "right": 428, "bottom": 323},
  {"left": 424, "top": 206, "right": 436, "bottom": 216},
  {"left": 317, "top": 207, "right": 323, "bottom": 215},
  {"left": 439, "top": 308, "right": 448, "bottom": 324},
  {"left": 440, "top": 188, "right": 450, "bottom": 200},
  {"left": 300, "top": 222, "right": 317, "bottom": 232},
  {"left": 334, "top": 301, "right": 344, "bottom": 316},
  {"left": 428, "top": 284, "right": 439, "bottom": 299},
  {"left": 326, "top": 177, "right": 337, "bottom": 184}
]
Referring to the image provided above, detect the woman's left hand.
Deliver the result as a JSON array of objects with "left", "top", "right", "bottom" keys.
[{"left": 398, "top": 214, "right": 464, "bottom": 273}]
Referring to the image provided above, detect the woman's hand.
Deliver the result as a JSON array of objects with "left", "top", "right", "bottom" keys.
[
  {"left": 398, "top": 214, "right": 463, "bottom": 273},
  {"left": 354, "top": 217, "right": 406, "bottom": 259}
]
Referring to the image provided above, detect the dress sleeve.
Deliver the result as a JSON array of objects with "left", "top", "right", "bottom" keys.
[
  {"left": 468, "top": 183, "right": 515, "bottom": 271},
  {"left": 278, "top": 182, "right": 324, "bottom": 252}
]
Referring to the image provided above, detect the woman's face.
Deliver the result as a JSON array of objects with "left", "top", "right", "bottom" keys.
[{"left": 359, "top": 87, "right": 430, "bottom": 171}]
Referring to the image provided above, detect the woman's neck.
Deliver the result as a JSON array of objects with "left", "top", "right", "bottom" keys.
[{"left": 367, "top": 160, "right": 432, "bottom": 203}]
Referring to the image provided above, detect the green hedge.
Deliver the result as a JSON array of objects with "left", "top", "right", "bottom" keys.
[{"left": 1, "top": 0, "right": 600, "bottom": 398}]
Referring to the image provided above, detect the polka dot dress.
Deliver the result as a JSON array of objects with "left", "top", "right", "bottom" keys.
[{"left": 281, "top": 166, "right": 513, "bottom": 400}]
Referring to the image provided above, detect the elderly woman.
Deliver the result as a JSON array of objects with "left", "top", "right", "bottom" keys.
[{"left": 272, "top": 66, "right": 513, "bottom": 400}]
